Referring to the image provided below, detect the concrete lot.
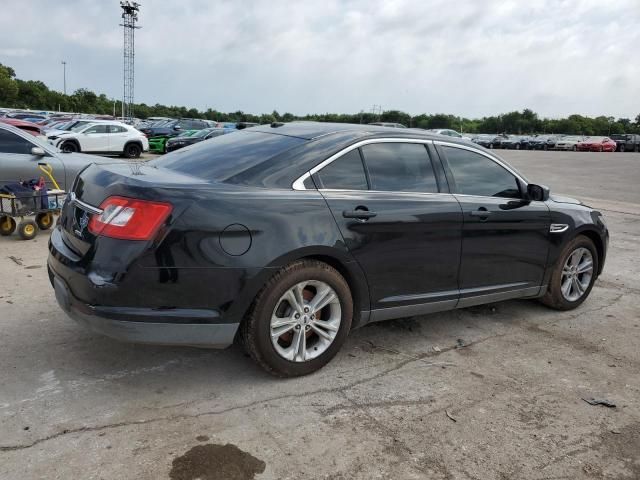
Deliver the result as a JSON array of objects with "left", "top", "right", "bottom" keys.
[{"left": 1, "top": 151, "right": 639, "bottom": 479}]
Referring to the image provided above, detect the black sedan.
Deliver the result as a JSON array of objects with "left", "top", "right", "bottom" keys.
[
  {"left": 165, "top": 128, "right": 225, "bottom": 152},
  {"left": 48, "top": 123, "right": 608, "bottom": 377}
]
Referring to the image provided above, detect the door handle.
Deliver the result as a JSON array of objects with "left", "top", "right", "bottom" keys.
[
  {"left": 469, "top": 208, "right": 492, "bottom": 217},
  {"left": 343, "top": 208, "right": 377, "bottom": 220}
]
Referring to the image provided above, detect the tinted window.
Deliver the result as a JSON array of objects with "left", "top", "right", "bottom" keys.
[
  {"left": 154, "top": 131, "right": 306, "bottom": 182},
  {"left": 85, "top": 125, "right": 108, "bottom": 134},
  {"left": 443, "top": 146, "right": 521, "bottom": 198},
  {"left": 0, "top": 129, "right": 34, "bottom": 154},
  {"left": 317, "top": 149, "right": 367, "bottom": 190},
  {"left": 361, "top": 143, "right": 438, "bottom": 193},
  {"left": 109, "top": 125, "right": 127, "bottom": 133}
]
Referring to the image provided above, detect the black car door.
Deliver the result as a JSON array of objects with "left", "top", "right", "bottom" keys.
[
  {"left": 436, "top": 143, "right": 550, "bottom": 306},
  {"left": 314, "top": 140, "right": 463, "bottom": 322}
]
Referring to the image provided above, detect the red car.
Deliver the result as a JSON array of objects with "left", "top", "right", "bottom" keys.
[
  {"left": 577, "top": 136, "right": 617, "bottom": 152},
  {"left": 0, "top": 118, "right": 43, "bottom": 137}
]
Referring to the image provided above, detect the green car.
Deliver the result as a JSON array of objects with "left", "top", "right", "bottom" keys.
[{"left": 148, "top": 129, "right": 198, "bottom": 153}]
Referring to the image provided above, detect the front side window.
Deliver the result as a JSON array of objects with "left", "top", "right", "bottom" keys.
[
  {"left": 84, "top": 125, "right": 108, "bottom": 134},
  {"left": 0, "top": 129, "right": 34, "bottom": 154},
  {"left": 442, "top": 146, "right": 521, "bottom": 198},
  {"left": 316, "top": 149, "right": 368, "bottom": 190},
  {"left": 361, "top": 143, "right": 438, "bottom": 193}
]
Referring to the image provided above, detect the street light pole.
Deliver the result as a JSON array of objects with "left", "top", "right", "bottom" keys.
[{"left": 61, "top": 61, "right": 67, "bottom": 95}]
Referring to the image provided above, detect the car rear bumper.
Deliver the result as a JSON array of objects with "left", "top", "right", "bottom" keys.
[{"left": 50, "top": 270, "right": 239, "bottom": 347}]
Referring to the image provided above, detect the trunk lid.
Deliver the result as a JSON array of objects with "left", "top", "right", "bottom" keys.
[{"left": 58, "top": 163, "right": 207, "bottom": 257}]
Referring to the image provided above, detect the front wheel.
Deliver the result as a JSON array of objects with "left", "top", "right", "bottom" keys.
[
  {"left": 123, "top": 143, "right": 142, "bottom": 158},
  {"left": 36, "top": 212, "right": 54, "bottom": 230},
  {"left": 619, "top": 145, "right": 625, "bottom": 152},
  {"left": 18, "top": 220, "right": 38, "bottom": 240},
  {"left": 60, "top": 141, "right": 78, "bottom": 153},
  {"left": 241, "top": 260, "right": 353, "bottom": 377},
  {"left": 540, "top": 236, "right": 598, "bottom": 311},
  {"left": 0, "top": 216, "right": 16, "bottom": 236}
]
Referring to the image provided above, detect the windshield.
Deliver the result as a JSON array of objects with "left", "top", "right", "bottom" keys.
[{"left": 192, "top": 128, "right": 214, "bottom": 138}]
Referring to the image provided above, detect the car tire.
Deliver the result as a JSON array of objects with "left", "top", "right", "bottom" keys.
[
  {"left": 0, "top": 216, "right": 16, "bottom": 236},
  {"left": 540, "top": 235, "right": 599, "bottom": 311},
  {"left": 123, "top": 143, "right": 142, "bottom": 158},
  {"left": 572, "top": 145, "right": 577, "bottom": 151},
  {"left": 634, "top": 145, "right": 639, "bottom": 153},
  {"left": 241, "top": 259, "right": 353, "bottom": 377},
  {"left": 61, "top": 141, "right": 79, "bottom": 153},
  {"left": 36, "top": 212, "right": 54, "bottom": 230},
  {"left": 619, "top": 145, "right": 625, "bottom": 152},
  {"left": 17, "top": 220, "right": 38, "bottom": 240}
]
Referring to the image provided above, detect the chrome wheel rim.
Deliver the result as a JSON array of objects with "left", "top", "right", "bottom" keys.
[
  {"left": 270, "top": 280, "right": 341, "bottom": 362},
  {"left": 561, "top": 247, "right": 593, "bottom": 302}
]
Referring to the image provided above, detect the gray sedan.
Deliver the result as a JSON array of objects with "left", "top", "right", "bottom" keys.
[{"left": 0, "top": 122, "right": 123, "bottom": 191}]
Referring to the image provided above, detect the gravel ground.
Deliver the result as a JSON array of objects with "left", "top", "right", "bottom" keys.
[{"left": 0, "top": 150, "right": 639, "bottom": 479}]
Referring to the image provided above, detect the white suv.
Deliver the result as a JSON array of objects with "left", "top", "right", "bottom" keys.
[{"left": 48, "top": 122, "right": 149, "bottom": 158}]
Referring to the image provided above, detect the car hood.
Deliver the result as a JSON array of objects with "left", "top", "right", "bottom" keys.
[{"left": 549, "top": 193, "right": 583, "bottom": 205}]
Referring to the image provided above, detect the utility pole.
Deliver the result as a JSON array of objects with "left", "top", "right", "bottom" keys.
[
  {"left": 61, "top": 61, "right": 67, "bottom": 95},
  {"left": 120, "top": 1, "right": 141, "bottom": 123}
]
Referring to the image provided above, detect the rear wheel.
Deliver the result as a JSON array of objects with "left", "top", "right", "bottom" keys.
[
  {"left": 540, "top": 235, "right": 598, "bottom": 311},
  {"left": 619, "top": 145, "right": 625, "bottom": 152},
  {"left": 241, "top": 260, "right": 353, "bottom": 377},
  {"left": 60, "top": 141, "right": 78, "bottom": 153},
  {"left": 36, "top": 212, "right": 54, "bottom": 230},
  {"left": 572, "top": 145, "right": 577, "bottom": 151},
  {"left": 123, "top": 143, "right": 142, "bottom": 158},
  {"left": 0, "top": 216, "right": 16, "bottom": 236},
  {"left": 18, "top": 220, "right": 38, "bottom": 240}
]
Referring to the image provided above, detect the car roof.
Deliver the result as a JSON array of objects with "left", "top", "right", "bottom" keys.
[{"left": 249, "top": 121, "right": 463, "bottom": 143}]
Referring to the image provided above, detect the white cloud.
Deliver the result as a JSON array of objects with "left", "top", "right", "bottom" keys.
[{"left": 1, "top": 0, "right": 638, "bottom": 118}]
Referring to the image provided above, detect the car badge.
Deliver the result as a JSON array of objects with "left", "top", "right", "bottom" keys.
[{"left": 74, "top": 211, "right": 89, "bottom": 237}]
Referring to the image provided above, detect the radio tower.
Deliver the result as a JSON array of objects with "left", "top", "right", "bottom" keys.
[{"left": 120, "top": 1, "right": 141, "bottom": 123}]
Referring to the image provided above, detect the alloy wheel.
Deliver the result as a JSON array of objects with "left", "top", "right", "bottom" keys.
[
  {"left": 270, "top": 280, "right": 341, "bottom": 362},
  {"left": 560, "top": 247, "right": 593, "bottom": 302}
]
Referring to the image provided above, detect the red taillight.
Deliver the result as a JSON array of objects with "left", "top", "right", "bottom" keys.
[{"left": 88, "top": 196, "right": 172, "bottom": 241}]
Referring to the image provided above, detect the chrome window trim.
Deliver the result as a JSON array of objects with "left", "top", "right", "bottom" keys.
[
  {"left": 292, "top": 137, "right": 529, "bottom": 191},
  {"left": 432, "top": 140, "right": 529, "bottom": 185},
  {"left": 292, "top": 137, "right": 435, "bottom": 191}
]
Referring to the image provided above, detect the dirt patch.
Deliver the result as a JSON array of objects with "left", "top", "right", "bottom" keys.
[{"left": 169, "top": 443, "right": 266, "bottom": 480}]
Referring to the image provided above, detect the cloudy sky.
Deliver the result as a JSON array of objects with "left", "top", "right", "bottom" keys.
[{"left": 1, "top": 0, "right": 639, "bottom": 118}]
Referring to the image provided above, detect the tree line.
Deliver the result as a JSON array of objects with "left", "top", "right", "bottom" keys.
[{"left": 1, "top": 63, "right": 639, "bottom": 135}]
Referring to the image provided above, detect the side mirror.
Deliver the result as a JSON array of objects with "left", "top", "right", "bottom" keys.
[
  {"left": 173, "top": 125, "right": 182, "bottom": 131},
  {"left": 527, "top": 183, "right": 550, "bottom": 202},
  {"left": 31, "top": 147, "right": 46, "bottom": 156}
]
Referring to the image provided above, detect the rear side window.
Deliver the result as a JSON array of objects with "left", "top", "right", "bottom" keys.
[
  {"left": 442, "top": 146, "right": 521, "bottom": 198},
  {"left": 361, "top": 143, "right": 438, "bottom": 193},
  {"left": 316, "top": 149, "right": 367, "bottom": 190},
  {"left": 0, "top": 129, "right": 34, "bottom": 154},
  {"left": 154, "top": 131, "right": 306, "bottom": 182}
]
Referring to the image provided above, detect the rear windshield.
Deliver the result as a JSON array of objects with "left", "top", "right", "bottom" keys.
[{"left": 152, "top": 130, "right": 306, "bottom": 183}]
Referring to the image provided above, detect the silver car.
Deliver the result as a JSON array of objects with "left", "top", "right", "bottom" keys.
[
  {"left": 0, "top": 122, "right": 123, "bottom": 191},
  {"left": 554, "top": 135, "right": 584, "bottom": 151}
]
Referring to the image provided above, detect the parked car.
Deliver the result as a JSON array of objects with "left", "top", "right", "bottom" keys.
[
  {"left": 0, "top": 118, "right": 43, "bottom": 137},
  {"left": 471, "top": 134, "right": 501, "bottom": 149},
  {"left": 47, "top": 123, "right": 608, "bottom": 377},
  {"left": 6, "top": 113, "right": 47, "bottom": 121},
  {"left": 577, "top": 137, "right": 616, "bottom": 152},
  {"left": 0, "top": 122, "right": 122, "bottom": 191},
  {"left": 426, "top": 128, "right": 464, "bottom": 138},
  {"left": 139, "top": 118, "right": 209, "bottom": 138},
  {"left": 149, "top": 130, "right": 198, "bottom": 154},
  {"left": 529, "top": 135, "right": 559, "bottom": 150},
  {"left": 165, "top": 128, "right": 225, "bottom": 152},
  {"left": 554, "top": 136, "right": 584, "bottom": 151},
  {"left": 500, "top": 135, "right": 532, "bottom": 150},
  {"left": 45, "top": 119, "right": 116, "bottom": 138},
  {"left": 48, "top": 121, "right": 149, "bottom": 158},
  {"left": 369, "top": 122, "right": 407, "bottom": 128},
  {"left": 610, "top": 134, "right": 640, "bottom": 152}
]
